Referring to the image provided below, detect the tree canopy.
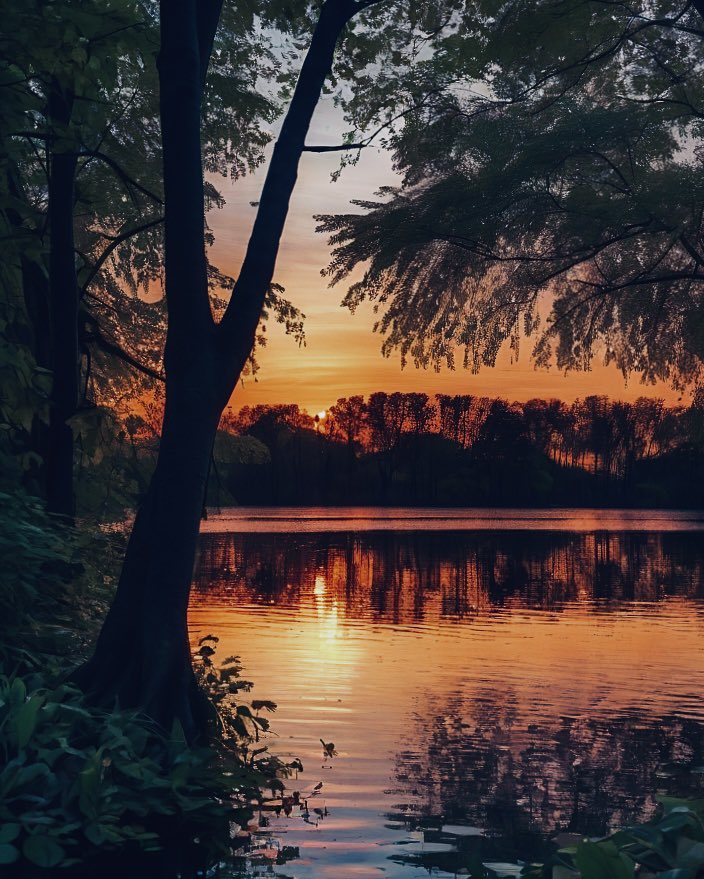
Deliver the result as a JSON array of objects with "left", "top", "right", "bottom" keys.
[{"left": 319, "top": 0, "right": 704, "bottom": 389}]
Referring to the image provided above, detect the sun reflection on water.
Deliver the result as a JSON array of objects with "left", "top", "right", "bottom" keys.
[{"left": 189, "top": 526, "right": 704, "bottom": 879}]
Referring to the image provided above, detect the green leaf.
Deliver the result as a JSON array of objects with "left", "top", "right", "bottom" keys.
[
  {"left": 0, "top": 844, "right": 19, "bottom": 865},
  {"left": 575, "top": 840, "right": 635, "bottom": 879},
  {"left": 0, "top": 824, "right": 20, "bottom": 845},
  {"left": 14, "top": 693, "right": 45, "bottom": 748},
  {"left": 22, "top": 835, "right": 65, "bottom": 868},
  {"left": 15, "top": 763, "right": 50, "bottom": 788},
  {"left": 9, "top": 678, "right": 26, "bottom": 704},
  {"left": 84, "top": 822, "right": 106, "bottom": 846},
  {"left": 677, "top": 838, "right": 704, "bottom": 869},
  {"left": 78, "top": 751, "right": 103, "bottom": 819}
]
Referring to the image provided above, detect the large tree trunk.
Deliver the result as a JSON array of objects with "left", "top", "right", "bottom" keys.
[
  {"left": 46, "top": 83, "right": 79, "bottom": 519},
  {"left": 75, "top": 0, "right": 222, "bottom": 737},
  {"left": 77, "top": 0, "right": 360, "bottom": 740},
  {"left": 75, "top": 375, "right": 221, "bottom": 736}
]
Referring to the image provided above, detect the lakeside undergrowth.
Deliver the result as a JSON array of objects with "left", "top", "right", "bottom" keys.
[
  {"left": 521, "top": 797, "right": 704, "bottom": 878},
  {"left": 0, "top": 489, "right": 299, "bottom": 875}
]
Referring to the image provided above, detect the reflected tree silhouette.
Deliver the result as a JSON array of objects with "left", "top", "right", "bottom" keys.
[
  {"left": 390, "top": 687, "right": 704, "bottom": 863},
  {"left": 194, "top": 531, "right": 704, "bottom": 615},
  {"left": 191, "top": 530, "right": 704, "bottom": 871}
]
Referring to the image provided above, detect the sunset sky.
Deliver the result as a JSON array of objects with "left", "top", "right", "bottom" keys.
[{"left": 210, "top": 99, "right": 682, "bottom": 415}]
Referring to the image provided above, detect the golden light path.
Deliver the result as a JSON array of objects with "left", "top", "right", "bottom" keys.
[{"left": 188, "top": 517, "right": 704, "bottom": 878}]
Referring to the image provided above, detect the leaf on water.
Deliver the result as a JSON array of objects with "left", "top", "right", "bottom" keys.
[
  {"left": 251, "top": 700, "right": 277, "bottom": 713},
  {"left": 198, "top": 634, "right": 219, "bottom": 645}
]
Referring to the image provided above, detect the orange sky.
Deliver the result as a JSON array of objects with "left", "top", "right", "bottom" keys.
[{"left": 209, "top": 100, "right": 683, "bottom": 416}]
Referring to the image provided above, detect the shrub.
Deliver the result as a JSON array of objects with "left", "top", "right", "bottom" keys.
[
  {"left": 0, "top": 663, "right": 290, "bottom": 872},
  {"left": 0, "top": 490, "right": 119, "bottom": 671},
  {"left": 521, "top": 797, "right": 704, "bottom": 878}
]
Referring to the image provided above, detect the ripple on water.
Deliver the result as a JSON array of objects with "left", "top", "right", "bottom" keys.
[{"left": 190, "top": 522, "right": 704, "bottom": 879}]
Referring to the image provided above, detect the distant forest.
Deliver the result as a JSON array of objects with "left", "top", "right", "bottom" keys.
[{"left": 185, "top": 391, "right": 704, "bottom": 509}]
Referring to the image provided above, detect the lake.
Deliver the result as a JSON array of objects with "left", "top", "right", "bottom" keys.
[{"left": 189, "top": 508, "right": 704, "bottom": 878}]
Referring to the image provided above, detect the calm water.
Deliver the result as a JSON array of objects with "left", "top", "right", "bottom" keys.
[{"left": 189, "top": 508, "right": 704, "bottom": 878}]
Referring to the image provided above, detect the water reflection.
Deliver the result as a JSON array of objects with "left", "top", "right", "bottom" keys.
[
  {"left": 391, "top": 694, "right": 704, "bottom": 866},
  {"left": 195, "top": 530, "right": 704, "bottom": 614},
  {"left": 190, "top": 529, "right": 704, "bottom": 878}
]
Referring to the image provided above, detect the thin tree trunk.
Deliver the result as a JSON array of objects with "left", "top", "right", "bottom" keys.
[
  {"left": 46, "top": 84, "right": 79, "bottom": 518},
  {"left": 5, "top": 169, "right": 52, "bottom": 494}
]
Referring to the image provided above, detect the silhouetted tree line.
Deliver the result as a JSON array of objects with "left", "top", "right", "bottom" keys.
[{"left": 208, "top": 391, "right": 704, "bottom": 507}]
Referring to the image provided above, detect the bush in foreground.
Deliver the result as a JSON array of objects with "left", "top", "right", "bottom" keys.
[
  {"left": 519, "top": 797, "right": 704, "bottom": 878},
  {"left": 0, "top": 656, "right": 289, "bottom": 873}
]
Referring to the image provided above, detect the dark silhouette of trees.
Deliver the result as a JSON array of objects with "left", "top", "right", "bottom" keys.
[
  {"left": 74, "top": 0, "right": 435, "bottom": 736},
  {"left": 522, "top": 399, "right": 573, "bottom": 465},
  {"left": 325, "top": 395, "right": 367, "bottom": 493},
  {"left": 1, "top": 0, "right": 277, "bottom": 518},
  {"left": 436, "top": 394, "right": 492, "bottom": 448},
  {"left": 215, "top": 391, "right": 704, "bottom": 507},
  {"left": 2, "top": 2, "right": 158, "bottom": 517}
]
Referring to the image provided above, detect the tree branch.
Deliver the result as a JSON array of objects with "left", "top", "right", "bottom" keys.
[
  {"left": 80, "top": 215, "right": 164, "bottom": 297},
  {"left": 303, "top": 142, "right": 367, "bottom": 152},
  {"left": 77, "top": 150, "right": 164, "bottom": 205},
  {"left": 218, "top": 0, "right": 359, "bottom": 376},
  {"left": 85, "top": 326, "right": 164, "bottom": 382}
]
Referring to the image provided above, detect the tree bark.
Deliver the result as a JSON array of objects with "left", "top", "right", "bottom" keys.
[
  {"left": 78, "top": 0, "right": 361, "bottom": 740},
  {"left": 5, "top": 169, "right": 52, "bottom": 494},
  {"left": 46, "top": 83, "right": 79, "bottom": 519}
]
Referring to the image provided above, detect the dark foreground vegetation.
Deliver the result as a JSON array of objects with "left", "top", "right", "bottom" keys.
[{"left": 0, "top": 478, "right": 297, "bottom": 875}]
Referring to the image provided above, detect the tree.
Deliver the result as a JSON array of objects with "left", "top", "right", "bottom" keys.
[
  {"left": 326, "top": 395, "right": 367, "bottom": 449},
  {"left": 318, "top": 0, "right": 704, "bottom": 391},
  {"left": 521, "top": 398, "right": 572, "bottom": 464},
  {"left": 325, "top": 395, "right": 367, "bottom": 494},
  {"left": 1, "top": 0, "right": 276, "bottom": 517},
  {"left": 75, "top": 0, "right": 445, "bottom": 738},
  {"left": 436, "top": 394, "right": 492, "bottom": 448}
]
